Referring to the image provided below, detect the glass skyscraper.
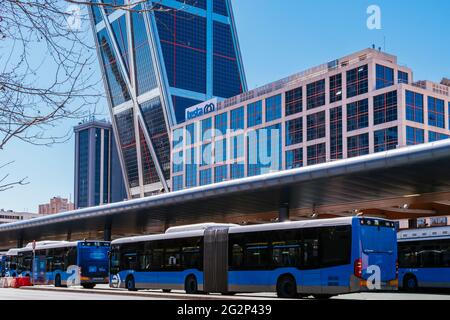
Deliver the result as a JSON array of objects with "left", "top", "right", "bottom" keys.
[
  {"left": 74, "top": 120, "right": 127, "bottom": 209},
  {"left": 89, "top": 0, "right": 246, "bottom": 198}
]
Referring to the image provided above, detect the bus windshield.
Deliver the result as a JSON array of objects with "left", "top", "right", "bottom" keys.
[{"left": 360, "top": 223, "right": 396, "bottom": 254}]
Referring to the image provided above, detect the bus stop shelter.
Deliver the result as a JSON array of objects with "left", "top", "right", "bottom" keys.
[{"left": 1, "top": 140, "right": 450, "bottom": 250}]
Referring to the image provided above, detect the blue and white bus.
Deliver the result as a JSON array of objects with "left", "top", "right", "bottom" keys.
[
  {"left": 398, "top": 226, "right": 450, "bottom": 291},
  {"left": 0, "top": 252, "right": 7, "bottom": 277},
  {"left": 3, "top": 248, "right": 21, "bottom": 277},
  {"left": 18, "top": 240, "right": 110, "bottom": 288},
  {"left": 110, "top": 217, "right": 398, "bottom": 298}
]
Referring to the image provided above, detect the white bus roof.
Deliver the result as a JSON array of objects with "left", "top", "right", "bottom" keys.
[
  {"left": 398, "top": 226, "right": 450, "bottom": 242},
  {"left": 165, "top": 223, "right": 240, "bottom": 234},
  {"left": 6, "top": 248, "right": 20, "bottom": 256},
  {"left": 112, "top": 217, "right": 359, "bottom": 245}
]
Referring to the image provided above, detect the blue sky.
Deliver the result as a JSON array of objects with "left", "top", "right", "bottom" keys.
[{"left": 1, "top": 0, "right": 449, "bottom": 212}]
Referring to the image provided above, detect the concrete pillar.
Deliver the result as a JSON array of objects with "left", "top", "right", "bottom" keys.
[
  {"left": 279, "top": 204, "right": 290, "bottom": 222},
  {"left": 104, "top": 224, "right": 112, "bottom": 242},
  {"left": 17, "top": 237, "right": 23, "bottom": 248}
]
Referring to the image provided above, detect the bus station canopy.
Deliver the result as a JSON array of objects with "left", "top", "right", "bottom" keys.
[{"left": 1, "top": 140, "right": 450, "bottom": 249}]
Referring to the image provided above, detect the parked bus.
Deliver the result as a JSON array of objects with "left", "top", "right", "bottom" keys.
[
  {"left": 3, "top": 248, "right": 21, "bottom": 277},
  {"left": 0, "top": 252, "right": 7, "bottom": 277},
  {"left": 398, "top": 226, "right": 450, "bottom": 291},
  {"left": 110, "top": 217, "right": 398, "bottom": 298},
  {"left": 17, "top": 240, "right": 110, "bottom": 288}
]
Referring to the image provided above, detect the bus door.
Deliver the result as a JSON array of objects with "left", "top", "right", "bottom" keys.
[
  {"left": 33, "top": 253, "right": 47, "bottom": 285},
  {"left": 299, "top": 229, "right": 321, "bottom": 294},
  {"left": 203, "top": 227, "right": 229, "bottom": 293}
]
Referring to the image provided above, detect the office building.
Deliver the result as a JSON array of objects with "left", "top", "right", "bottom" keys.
[
  {"left": 0, "top": 209, "right": 39, "bottom": 225},
  {"left": 89, "top": 0, "right": 246, "bottom": 198},
  {"left": 74, "top": 119, "right": 127, "bottom": 208},
  {"left": 171, "top": 48, "right": 450, "bottom": 191},
  {"left": 38, "top": 197, "right": 75, "bottom": 215}
]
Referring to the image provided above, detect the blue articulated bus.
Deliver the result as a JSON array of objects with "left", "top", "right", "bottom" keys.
[
  {"left": 110, "top": 217, "right": 398, "bottom": 298},
  {"left": 398, "top": 226, "right": 450, "bottom": 291},
  {"left": 17, "top": 240, "right": 110, "bottom": 288}
]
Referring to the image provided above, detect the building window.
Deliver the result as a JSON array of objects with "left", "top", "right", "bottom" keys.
[
  {"left": 199, "top": 169, "right": 212, "bottom": 186},
  {"left": 347, "top": 133, "right": 369, "bottom": 158},
  {"left": 330, "top": 106, "right": 343, "bottom": 160},
  {"left": 373, "top": 90, "right": 398, "bottom": 125},
  {"left": 347, "top": 99, "right": 369, "bottom": 132},
  {"left": 428, "top": 97, "right": 445, "bottom": 128},
  {"left": 398, "top": 71, "right": 409, "bottom": 84},
  {"left": 172, "top": 175, "right": 183, "bottom": 191},
  {"left": 214, "top": 165, "right": 228, "bottom": 183},
  {"left": 173, "top": 128, "right": 184, "bottom": 149},
  {"left": 307, "top": 111, "right": 326, "bottom": 141},
  {"left": 285, "top": 117, "right": 303, "bottom": 146},
  {"left": 429, "top": 131, "right": 449, "bottom": 142},
  {"left": 406, "top": 91, "right": 424, "bottom": 124},
  {"left": 247, "top": 100, "right": 262, "bottom": 128},
  {"left": 406, "top": 126, "right": 424, "bottom": 145},
  {"left": 265, "top": 94, "right": 282, "bottom": 122},
  {"left": 186, "top": 123, "right": 196, "bottom": 146},
  {"left": 185, "top": 147, "right": 197, "bottom": 188},
  {"left": 285, "top": 87, "right": 302, "bottom": 116},
  {"left": 307, "top": 143, "right": 326, "bottom": 165},
  {"left": 376, "top": 64, "right": 394, "bottom": 90},
  {"left": 230, "top": 162, "right": 245, "bottom": 180},
  {"left": 201, "top": 143, "right": 212, "bottom": 166},
  {"left": 231, "top": 134, "right": 244, "bottom": 159},
  {"left": 286, "top": 148, "right": 303, "bottom": 169},
  {"left": 230, "top": 107, "right": 244, "bottom": 131},
  {"left": 307, "top": 79, "right": 326, "bottom": 110},
  {"left": 202, "top": 118, "right": 212, "bottom": 141},
  {"left": 215, "top": 113, "right": 228, "bottom": 136},
  {"left": 247, "top": 125, "right": 282, "bottom": 176},
  {"left": 347, "top": 64, "right": 368, "bottom": 98},
  {"left": 214, "top": 138, "right": 227, "bottom": 163},
  {"left": 374, "top": 127, "right": 398, "bottom": 152},
  {"left": 172, "top": 150, "right": 183, "bottom": 173},
  {"left": 329, "top": 74, "right": 342, "bottom": 103}
]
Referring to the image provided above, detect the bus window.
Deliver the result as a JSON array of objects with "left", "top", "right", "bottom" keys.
[
  {"left": 319, "top": 226, "right": 351, "bottom": 267},
  {"left": 151, "top": 248, "right": 164, "bottom": 270},
  {"left": 272, "top": 243, "right": 301, "bottom": 268},
  {"left": 230, "top": 243, "right": 244, "bottom": 269},
  {"left": 181, "top": 238, "right": 201, "bottom": 270},
  {"left": 244, "top": 242, "right": 270, "bottom": 269},
  {"left": 139, "top": 250, "right": 152, "bottom": 271},
  {"left": 303, "top": 228, "right": 319, "bottom": 269}
]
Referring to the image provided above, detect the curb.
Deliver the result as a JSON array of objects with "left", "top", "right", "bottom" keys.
[{"left": 18, "top": 286, "right": 272, "bottom": 300}]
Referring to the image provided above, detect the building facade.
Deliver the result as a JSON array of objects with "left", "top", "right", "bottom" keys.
[
  {"left": 0, "top": 209, "right": 39, "bottom": 225},
  {"left": 171, "top": 48, "right": 450, "bottom": 191},
  {"left": 89, "top": 0, "right": 247, "bottom": 198},
  {"left": 38, "top": 197, "right": 75, "bottom": 215},
  {"left": 74, "top": 119, "right": 127, "bottom": 209}
]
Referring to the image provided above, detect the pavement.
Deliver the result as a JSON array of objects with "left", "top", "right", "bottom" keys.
[{"left": 0, "top": 285, "right": 449, "bottom": 300}]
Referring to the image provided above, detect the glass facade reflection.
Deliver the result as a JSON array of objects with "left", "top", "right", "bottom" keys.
[{"left": 90, "top": 0, "right": 246, "bottom": 198}]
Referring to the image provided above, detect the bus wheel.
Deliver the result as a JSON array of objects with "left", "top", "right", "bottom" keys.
[
  {"left": 126, "top": 275, "right": 137, "bottom": 291},
  {"left": 55, "top": 274, "right": 62, "bottom": 288},
  {"left": 82, "top": 284, "right": 95, "bottom": 289},
  {"left": 276, "top": 275, "right": 297, "bottom": 299},
  {"left": 185, "top": 275, "right": 198, "bottom": 294},
  {"left": 403, "top": 275, "right": 418, "bottom": 292}
]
